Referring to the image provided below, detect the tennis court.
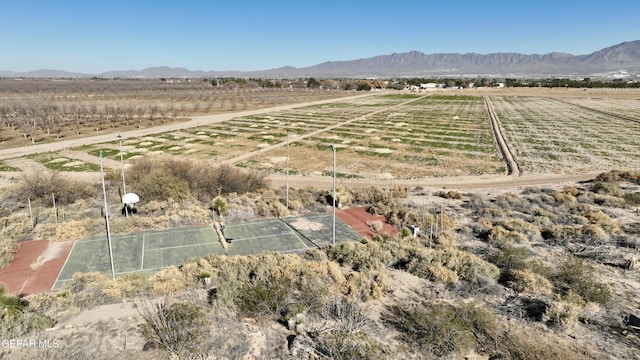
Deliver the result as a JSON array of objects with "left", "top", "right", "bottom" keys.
[{"left": 53, "top": 213, "right": 362, "bottom": 290}]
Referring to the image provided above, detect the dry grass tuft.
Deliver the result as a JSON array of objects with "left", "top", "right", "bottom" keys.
[
  {"left": 506, "top": 269, "right": 554, "bottom": 296},
  {"left": 150, "top": 266, "right": 188, "bottom": 295}
]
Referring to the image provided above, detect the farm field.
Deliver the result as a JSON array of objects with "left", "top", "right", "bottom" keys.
[
  {"left": 0, "top": 87, "right": 639, "bottom": 188},
  {"left": 16, "top": 93, "right": 506, "bottom": 181},
  {"left": 491, "top": 96, "right": 640, "bottom": 174},
  {"left": 0, "top": 79, "right": 355, "bottom": 150}
]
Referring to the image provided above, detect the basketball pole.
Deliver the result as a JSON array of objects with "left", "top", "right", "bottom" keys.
[{"left": 100, "top": 151, "right": 116, "bottom": 279}]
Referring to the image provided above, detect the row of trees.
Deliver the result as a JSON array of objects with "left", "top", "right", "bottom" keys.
[
  {"left": 0, "top": 80, "right": 346, "bottom": 144},
  {"left": 505, "top": 77, "right": 640, "bottom": 88}
]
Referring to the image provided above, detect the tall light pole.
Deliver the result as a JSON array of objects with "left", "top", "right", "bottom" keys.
[
  {"left": 100, "top": 151, "right": 116, "bottom": 279},
  {"left": 118, "top": 134, "right": 127, "bottom": 217},
  {"left": 285, "top": 128, "right": 289, "bottom": 209},
  {"left": 330, "top": 144, "right": 336, "bottom": 246}
]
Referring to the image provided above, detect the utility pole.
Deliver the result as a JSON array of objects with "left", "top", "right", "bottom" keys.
[
  {"left": 330, "top": 144, "right": 336, "bottom": 246},
  {"left": 118, "top": 134, "right": 127, "bottom": 217},
  {"left": 285, "top": 128, "right": 289, "bottom": 209}
]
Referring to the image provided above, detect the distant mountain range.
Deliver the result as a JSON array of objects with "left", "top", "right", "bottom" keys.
[{"left": 2, "top": 40, "right": 639, "bottom": 79}]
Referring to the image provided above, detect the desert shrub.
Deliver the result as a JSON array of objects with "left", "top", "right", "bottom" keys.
[
  {"left": 494, "top": 192, "right": 524, "bottom": 211},
  {"left": 150, "top": 266, "right": 188, "bottom": 295},
  {"left": 127, "top": 158, "right": 267, "bottom": 202},
  {"left": 426, "top": 262, "right": 459, "bottom": 285},
  {"left": 0, "top": 309, "right": 56, "bottom": 338},
  {"left": 60, "top": 272, "right": 121, "bottom": 309},
  {"left": 388, "top": 301, "right": 497, "bottom": 357},
  {"left": 477, "top": 216, "right": 542, "bottom": 246},
  {"left": 136, "top": 169, "right": 192, "bottom": 202},
  {"left": 497, "top": 327, "right": 592, "bottom": 360},
  {"left": 551, "top": 190, "right": 579, "bottom": 208},
  {"left": 542, "top": 223, "right": 611, "bottom": 245},
  {"left": 53, "top": 219, "right": 90, "bottom": 241},
  {"left": 489, "top": 246, "right": 529, "bottom": 271},
  {"left": 446, "top": 190, "right": 463, "bottom": 199},
  {"left": 590, "top": 193, "right": 628, "bottom": 207},
  {"left": 326, "top": 241, "right": 390, "bottom": 271},
  {"left": 554, "top": 257, "right": 611, "bottom": 304},
  {"left": 58, "top": 271, "right": 154, "bottom": 309},
  {"left": 236, "top": 276, "right": 291, "bottom": 318},
  {"left": 253, "top": 191, "right": 290, "bottom": 217},
  {"left": 545, "top": 290, "right": 584, "bottom": 327},
  {"left": 489, "top": 246, "right": 553, "bottom": 294},
  {"left": 340, "top": 269, "right": 389, "bottom": 301},
  {"left": 580, "top": 208, "right": 620, "bottom": 233},
  {"left": 506, "top": 269, "right": 554, "bottom": 296},
  {"left": 205, "top": 252, "right": 387, "bottom": 316},
  {"left": 591, "top": 181, "right": 622, "bottom": 196},
  {"left": 594, "top": 170, "right": 640, "bottom": 184},
  {"left": 403, "top": 246, "right": 499, "bottom": 283},
  {"left": 303, "top": 298, "right": 391, "bottom": 360},
  {"left": 623, "top": 191, "right": 640, "bottom": 205},
  {"left": 116, "top": 273, "right": 152, "bottom": 298},
  {"left": 17, "top": 169, "right": 96, "bottom": 206},
  {"left": 435, "top": 190, "right": 463, "bottom": 200},
  {"left": 138, "top": 298, "right": 210, "bottom": 356},
  {"left": 488, "top": 225, "right": 529, "bottom": 245},
  {"left": 0, "top": 235, "right": 17, "bottom": 271},
  {"left": 310, "top": 331, "right": 390, "bottom": 360},
  {"left": 498, "top": 218, "right": 541, "bottom": 241}
]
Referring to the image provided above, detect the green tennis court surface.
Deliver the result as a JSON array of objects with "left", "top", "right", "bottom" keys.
[{"left": 53, "top": 214, "right": 361, "bottom": 290}]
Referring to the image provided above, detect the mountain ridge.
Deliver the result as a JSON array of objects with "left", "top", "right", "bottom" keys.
[{"left": 2, "top": 40, "right": 639, "bottom": 78}]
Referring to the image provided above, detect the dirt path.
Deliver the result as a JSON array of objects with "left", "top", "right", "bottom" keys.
[{"left": 485, "top": 96, "right": 521, "bottom": 177}]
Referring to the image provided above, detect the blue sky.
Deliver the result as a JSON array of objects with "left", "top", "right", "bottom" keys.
[{"left": 1, "top": 0, "right": 638, "bottom": 73}]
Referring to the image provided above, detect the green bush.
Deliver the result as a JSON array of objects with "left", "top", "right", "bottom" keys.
[
  {"left": 236, "top": 277, "right": 291, "bottom": 318},
  {"left": 489, "top": 246, "right": 529, "bottom": 271},
  {"left": 136, "top": 169, "right": 192, "bottom": 202},
  {"left": 388, "top": 301, "right": 497, "bottom": 357},
  {"left": 554, "top": 257, "right": 611, "bottom": 304},
  {"left": 623, "top": 192, "right": 640, "bottom": 205},
  {"left": 0, "top": 310, "right": 56, "bottom": 338},
  {"left": 326, "top": 241, "right": 390, "bottom": 271},
  {"left": 403, "top": 247, "right": 500, "bottom": 283},
  {"left": 591, "top": 181, "right": 622, "bottom": 196},
  {"left": 0, "top": 286, "right": 55, "bottom": 338},
  {"left": 139, "top": 299, "right": 210, "bottom": 356}
]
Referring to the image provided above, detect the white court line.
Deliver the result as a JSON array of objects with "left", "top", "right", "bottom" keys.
[
  {"left": 280, "top": 248, "right": 309, "bottom": 254},
  {"left": 51, "top": 241, "right": 77, "bottom": 290},
  {"left": 143, "top": 241, "right": 221, "bottom": 252},
  {"left": 225, "top": 232, "right": 293, "bottom": 242},
  {"left": 141, "top": 234, "right": 145, "bottom": 271},
  {"left": 78, "top": 234, "right": 138, "bottom": 243},
  {"left": 224, "top": 219, "right": 286, "bottom": 228}
]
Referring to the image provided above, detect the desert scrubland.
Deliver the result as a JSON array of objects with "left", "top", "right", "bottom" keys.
[{"left": 0, "top": 82, "right": 639, "bottom": 359}]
